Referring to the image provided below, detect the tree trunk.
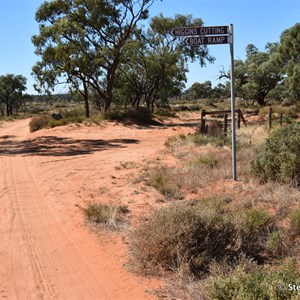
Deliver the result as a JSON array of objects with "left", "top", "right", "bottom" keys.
[
  {"left": 82, "top": 80, "right": 90, "bottom": 118},
  {"left": 6, "top": 103, "right": 10, "bottom": 116},
  {"left": 256, "top": 97, "right": 267, "bottom": 106}
]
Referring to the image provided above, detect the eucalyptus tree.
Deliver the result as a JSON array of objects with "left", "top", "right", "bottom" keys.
[
  {"left": 116, "top": 14, "right": 215, "bottom": 111},
  {"left": 220, "top": 43, "right": 284, "bottom": 106},
  {"left": 32, "top": 0, "right": 157, "bottom": 115},
  {"left": 0, "top": 74, "right": 27, "bottom": 116},
  {"left": 278, "top": 23, "right": 300, "bottom": 101}
]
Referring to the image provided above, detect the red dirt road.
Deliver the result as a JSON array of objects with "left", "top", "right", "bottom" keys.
[{"left": 0, "top": 118, "right": 196, "bottom": 300}]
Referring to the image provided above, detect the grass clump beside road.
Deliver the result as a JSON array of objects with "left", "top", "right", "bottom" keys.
[
  {"left": 81, "top": 202, "right": 129, "bottom": 228},
  {"left": 148, "top": 166, "right": 183, "bottom": 199},
  {"left": 148, "top": 150, "right": 231, "bottom": 196}
]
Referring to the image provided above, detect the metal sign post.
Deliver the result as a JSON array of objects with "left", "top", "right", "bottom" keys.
[
  {"left": 170, "top": 24, "right": 237, "bottom": 181},
  {"left": 229, "top": 24, "right": 237, "bottom": 181}
]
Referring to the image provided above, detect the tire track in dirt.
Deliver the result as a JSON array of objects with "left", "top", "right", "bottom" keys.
[
  {"left": 1, "top": 154, "right": 117, "bottom": 299},
  {"left": 0, "top": 117, "right": 198, "bottom": 299},
  {"left": 3, "top": 156, "right": 60, "bottom": 299},
  {"left": 0, "top": 119, "right": 174, "bottom": 300}
]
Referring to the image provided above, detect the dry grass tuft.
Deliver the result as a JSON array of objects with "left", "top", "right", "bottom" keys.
[{"left": 81, "top": 202, "right": 129, "bottom": 229}]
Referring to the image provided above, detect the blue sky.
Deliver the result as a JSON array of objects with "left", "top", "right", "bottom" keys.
[{"left": 0, "top": 0, "right": 299, "bottom": 94}]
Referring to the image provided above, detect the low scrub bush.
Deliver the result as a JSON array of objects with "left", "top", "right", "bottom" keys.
[
  {"left": 48, "top": 115, "right": 85, "bottom": 128},
  {"left": 207, "top": 263, "right": 300, "bottom": 300},
  {"left": 29, "top": 109, "right": 87, "bottom": 132},
  {"left": 130, "top": 204, "right": 239, "bottom": 277},
  {"left": 154, "top": 108, "right": 176, "bottom": 117},
  {"left": 251, "top": 123, "right": 300, "bottom": 187},
  {"left": 102, "top": 107, "right": 153, "bottom": 124},
  {"left": 103, "top": 110, "right": 125, "bottom": 122},
  {"left": 124, "top": 107, "right": 153, "bottom": 124},
  {"left": 172, "top": 104, "right": 190, "bottom": 112},
  {"left": 244, "top": 208, "right": 271, "bottom": 231},
  {"left": 289, "top": 208, "right": 300, "bottom": 236},
  {"left": 130, "top": 201, "right": 289, "bottom": 284},
  {"left": 29, "top": 114, "right": 49, "bottom": 132},
  {"left": 148, "top": 151, "right": 232, "bottom": 194},
  {"left": 193, "top": 133, "right": 232, "bottom": 148},
  {"left": 235, "top": 208, "right": 273, "bottom": 260},
  {"left": 267, "top": 230, "right": 287, "bottom": 257}
]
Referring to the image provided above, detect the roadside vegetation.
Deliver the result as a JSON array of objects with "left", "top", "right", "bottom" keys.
[
  {"left": 126, "top": 119, "right": 300, "bottom": 299},
  {"left": 75, "top": 109, "right": 300, "bottom": 299},
  {"left": 28, "top": 106, "right": 155, "bottom": 132},
  {"left": 79, "top": 202, "right": 130, "bottom": 230}
]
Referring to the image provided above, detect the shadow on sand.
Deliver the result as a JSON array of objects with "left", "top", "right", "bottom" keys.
[{"left": 0, "top": 136, "right": 140, "bottom": 157}]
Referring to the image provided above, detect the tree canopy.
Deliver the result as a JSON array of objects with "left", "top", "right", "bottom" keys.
[
  {"left": 32, "top": 4, "right": 300, "bottom": 109},
  {"left": 219, "top": 43, "right": 284, "bottom": 106},
  {"left": 115, "top": 14, "right": 214, "bottom": 111},
  {"left": 278, "top": 23, "right": 300, "bottom": 101},
  {"left": 32, "top": 0, "right": 157, "bottom": 115},
  {"left": 0, "top": 74, "right": 27, "bottom": 116},
  {"left": 32, "top": 1, "right": 215, "bottom": 114}
]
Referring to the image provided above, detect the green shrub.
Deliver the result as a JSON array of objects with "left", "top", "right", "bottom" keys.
[
  {"left": 251, "top": 123, "right": 300, "bottom": 187},
  {"left": 130, "top": 204, "right": 238, "bottom": 277},
  {"left": 267, "top": 231, "right": 286, "bottom": 256},
  {"left": 154, "top": 108, "right": 175, "bottom": 117},
  {"left": 234, "top": 208, "right": 273, "bottom": 260},
  {"left": 289, "top": 208, "right": 300, "bottom": 235},
  {"left": 103, "top": 110, "right": 125, "bottom": 122},
  {"left": 208, "top": 264, "right": 300, "bottom": 300},
  {"left": 102, "top": 107, "right": 153, "bottom": 124},
  {"left": 48, "top": 115, "right": 85, "bottom": 128},
  {"left": 125, "top": 107, "right": 153, "bottom": 124},
  {"left": 29, "top": 115, "right": 49, "bottom": 132},
  {"left": 244, "top": 208, "right": 271, "bottom": 231}
]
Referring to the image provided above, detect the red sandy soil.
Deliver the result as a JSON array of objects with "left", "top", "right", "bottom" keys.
[{"left": 0, "top": 116, "right": 197, "bottom": 300}]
